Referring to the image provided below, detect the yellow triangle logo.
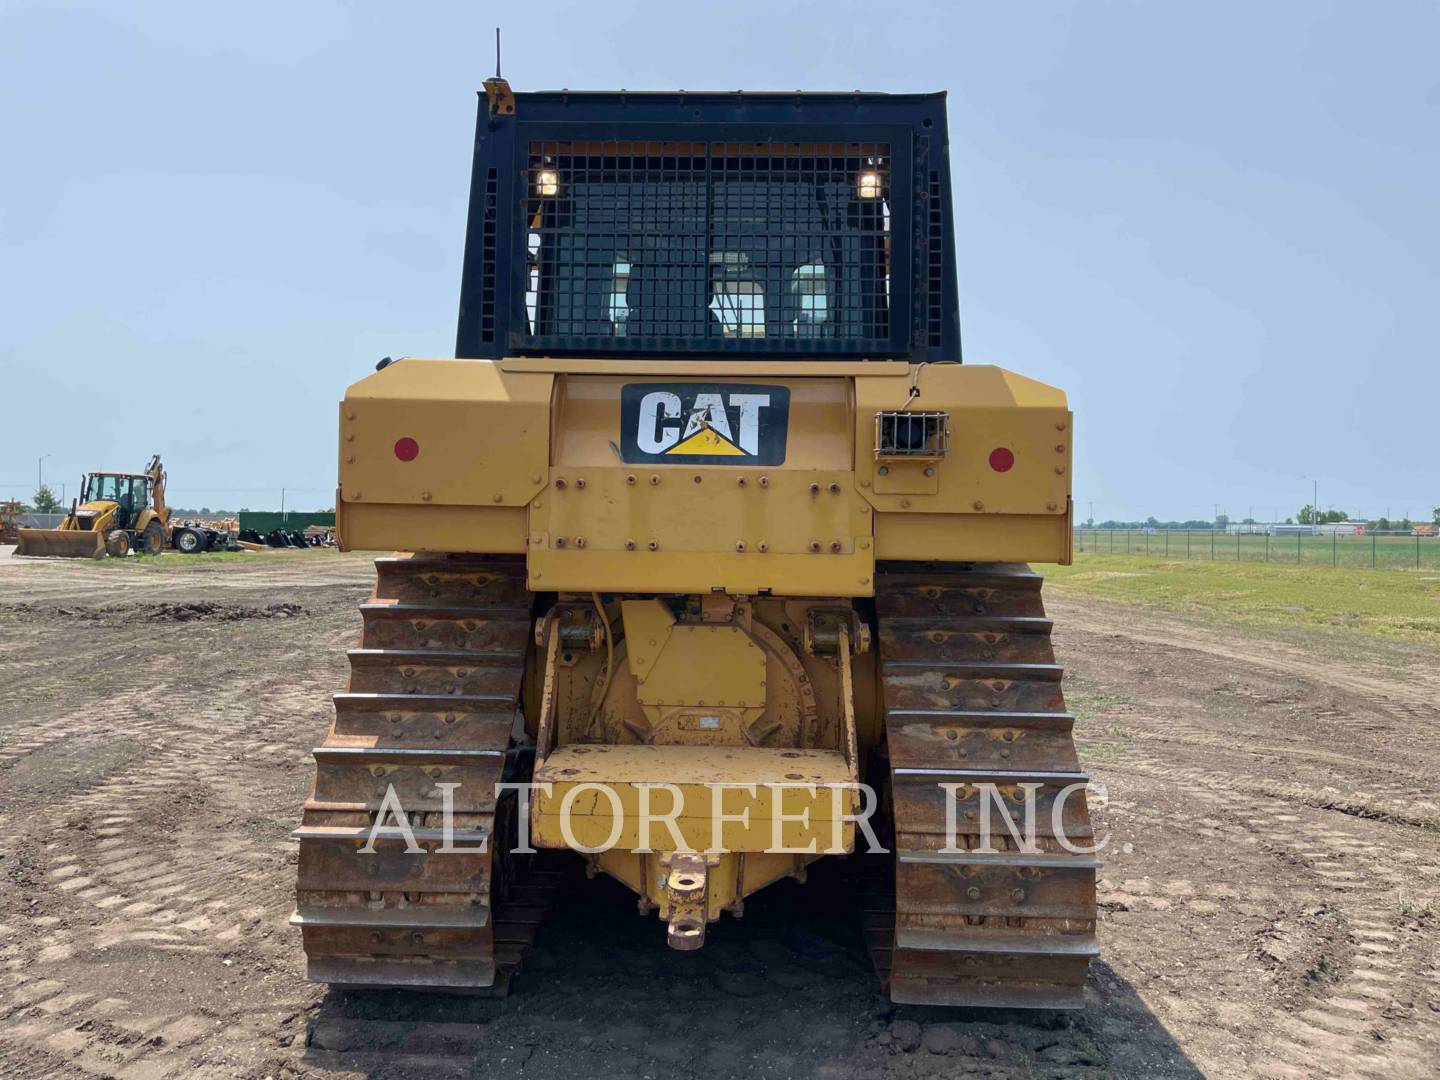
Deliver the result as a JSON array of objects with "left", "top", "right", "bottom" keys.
[{"left": 666, "top": 427, "right": 746, "bottom": 456}]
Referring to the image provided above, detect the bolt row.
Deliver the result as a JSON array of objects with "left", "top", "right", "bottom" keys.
[
  {"left": 550, "top": 474, "right": 847, "bottom": 492},
  {"left": 545, "top": 537, "right": 849, "bottom": 554}
]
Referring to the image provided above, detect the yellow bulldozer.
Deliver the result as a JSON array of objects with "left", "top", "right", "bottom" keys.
[
  {"left": 294, "top": 80, "right": 1096, "bottom": 1009},
  {"left": 17, "top": 454, "right": 171, "bottom": 558}
]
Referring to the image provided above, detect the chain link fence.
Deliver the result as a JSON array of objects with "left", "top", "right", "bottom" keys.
[{"left": 1074, "top": 529, "right": 1440, "bottom": 571}]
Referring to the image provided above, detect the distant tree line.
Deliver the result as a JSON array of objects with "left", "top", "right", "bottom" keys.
[
  {"left": 1083, "top": 505, "right": 1440, "bottom": 530},
  {"left": 1087, "top": 516, "right": 1217, "bottom": 529}
]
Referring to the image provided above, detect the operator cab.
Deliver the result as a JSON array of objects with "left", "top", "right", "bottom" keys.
[
  {"left": 79, "top": 473, "right": 149, "bottom": 529},
  {"left": 456, "top": 88, "right": 961, "bottom": 362}
]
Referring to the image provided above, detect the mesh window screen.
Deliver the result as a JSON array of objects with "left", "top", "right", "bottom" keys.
[{"left": 522, "top": 141, "right": 892, "bottom": 349}]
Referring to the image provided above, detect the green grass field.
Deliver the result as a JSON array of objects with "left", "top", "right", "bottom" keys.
[
  {"left": 1074, "top": 529, "right": 1439, "bottom": 571},
  {"left": 1048, "top": 552, "right": 1440, "bottom": 646}
]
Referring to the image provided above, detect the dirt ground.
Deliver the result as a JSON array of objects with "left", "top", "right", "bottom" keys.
[{"left": 1, "top": 547, "right": 1436, "bottom": 1079}]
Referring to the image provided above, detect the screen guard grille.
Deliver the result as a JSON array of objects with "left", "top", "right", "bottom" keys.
[{"left": 518, "top": 140, "right": 895, "bottom": 354}]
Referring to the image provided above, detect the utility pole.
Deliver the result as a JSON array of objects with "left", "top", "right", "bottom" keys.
[
  {"left": 38, "top": 453, "right": 50, "bottom": 491},
  {"left": 281, "top": 487, "right": 287, "bottom": 524}
]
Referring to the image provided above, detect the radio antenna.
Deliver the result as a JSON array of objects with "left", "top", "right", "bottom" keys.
[{"left": 495, "top": 27, "right": 502, "bottom": 79}]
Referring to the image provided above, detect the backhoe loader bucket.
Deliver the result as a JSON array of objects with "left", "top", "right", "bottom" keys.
[{"left": 15, "top": 528, "right": 107, "bottom": 559}]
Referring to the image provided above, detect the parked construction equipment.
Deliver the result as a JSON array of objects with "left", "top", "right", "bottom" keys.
[
  {"left": 295, "top": 80, "right": 1094, "bottom": 1008},
  {"left": 0, "top": 500, "right": 21, "bottom": 545},
  {"left": 171, "top": 517, "right": 238, "bottom": 554},
  {"left": 17, "top": 455, "right": 171, "bottom": 558}
]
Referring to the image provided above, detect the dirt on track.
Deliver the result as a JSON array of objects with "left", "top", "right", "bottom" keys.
[{"left": 0, "top": 547, "right": 1436, "bottom": 1079}]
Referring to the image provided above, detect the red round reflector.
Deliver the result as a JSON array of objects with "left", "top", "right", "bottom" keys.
[
  {"left": 394, "top": 437, "right": 420, "bottom": 462},
  {"left": 989, "top": 447, "right": 1015, "bottom": 472}
]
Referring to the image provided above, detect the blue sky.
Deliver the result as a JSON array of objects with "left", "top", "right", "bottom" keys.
[{"left": 2, "top": 1, "right": 1436, "bottom": 521}]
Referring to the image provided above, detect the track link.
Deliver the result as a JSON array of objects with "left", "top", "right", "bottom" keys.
[
  {"left": 869, "top": 563, "right": 1099, "bottom": 1009},
  {"left": 293, "top": 553, "right": 555, "bottom": 992}
]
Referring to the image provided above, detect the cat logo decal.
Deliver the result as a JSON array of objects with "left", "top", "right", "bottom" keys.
[{"left": 620, "top": 383, "right": 790, "bottom": 466}]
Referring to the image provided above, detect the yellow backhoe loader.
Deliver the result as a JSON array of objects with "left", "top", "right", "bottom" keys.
[
  {"left": 17, "top": 454, "right": 170, "bottom": 558},
  {"left": 294, "top": 80, "right": 1096, "bottom": 1010}
]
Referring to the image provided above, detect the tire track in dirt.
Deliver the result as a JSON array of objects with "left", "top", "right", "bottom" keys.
[
  {"left": 0, "top": 583, "right": 358, "bottom": 1077},
  {"left": 1061, "top": 597, "right": 1440, "bottom": 1079},
  {"left": 1050, "top": 596, "right": 1440, "bottom": 732},
  {"left": 1163, "top": 782, "right": 1434, "bottom": 1079},
  {"left": 1084, "top": 717, "right": 1440, "bottom": 832}
]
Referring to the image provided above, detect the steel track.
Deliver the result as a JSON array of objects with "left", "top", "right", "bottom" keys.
[
  {"left": 865, "top": 562, "right": 1100, "bottom": 1008},
  {"left": 293, "top": 553, "right": 563, "bottom": 992}
]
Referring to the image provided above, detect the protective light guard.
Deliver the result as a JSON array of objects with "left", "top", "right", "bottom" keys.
[{"left": 874, "top": 410, "right": 950, "bottom": 460}]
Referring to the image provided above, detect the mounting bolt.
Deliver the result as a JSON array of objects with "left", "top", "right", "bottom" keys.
[
  {"left": 555, "top": 478, "right": 567, "bottom": 490},
  {"left": 576, "top": 477, "right": 587, "bottom": 489},
  {"left": 737, "top": 476, "right": 747, "bottom": 487},
  {"left": 973, "top": 500, "right": 985, "bottom": 511},
  {"left": 829, "top": 540, "right": 842, "bottom": 553},
  {"left": 648, "top": 540, "right": 659, "bottom": 551},
  {"left": 757, "top": 541, "right": 769, "bottom": 552},
  {"left": 554, "top": 536, "right": 567, "bottom": 548},
  {"left": 345, "top": 454, "right": 355, "bottom": 464},
  {"left": 626, "top": 474, "right": 637, "bottom": 485},
  {"left": 1047, "top": 501, "right": 1058, "bottom": 511},
  {"left": 900, "top": 499, "right": 911, "bottom": 509},
  {"left": 650, "top": 475, "right": 661, "bottom": 486},
  {"left": 1056, "top": 422, "right": 1067, "bottom": 431},
  {"left": 878, "top": 466, "right": 890, "bottom": 476},
  {"left": 1055, "top": 466, "right": 1066, "bottom": 475},
  {"left": 735, "top": 541, "right": 746, "bottom": 552},
  {"left": 809, "top": 541, "right": 822, "bottom": 553},
  {"left": 531, "top": 473, "right": 543, "bottom": 483},
  {"left": 828, "top": 482, "right": 841, "bottom": 494},
  {"left": 492, "top": 493, "right": 503, "bottom": 502},
  {"left": 809, "top": 482, "right": 821, "bottom": 495},
  {"left": 923, "top": 466, "right": 935, "bottom": 477},
  {"left": 624, "top": 539, "right": 636, "bottom": 550},
  {"left": 346, "top": 410, "right": 356, "bottom": 420},
  {"left": 421, "top": 491, "right": 432, "bottom": 502},
  {"left": 758, "top": 476, "right": 770, "bottom": 488},
  {"left": 1054, "top": 444, "right": 1066, "bottom": 453},
  {"left": 574, "top": 536, "right": 586, "bottom": 548}
]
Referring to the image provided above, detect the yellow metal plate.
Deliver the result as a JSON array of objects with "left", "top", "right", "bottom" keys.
[
  {"left": 339, "top": 360, "right": 552, "bottom": 510},
  {"left": 634, "top": 625, "right": 767, "bottom": 710},
  {"left": 532, "top": 745, "right": 856, "bottom": 852},
  {"left": 855, "top": 365, "right": 1072, "bottom": 517}
]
